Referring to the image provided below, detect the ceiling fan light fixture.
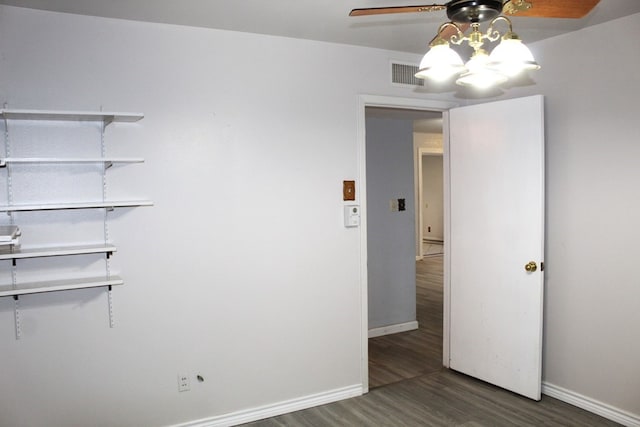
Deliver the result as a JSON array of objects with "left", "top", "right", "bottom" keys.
[
  {"left": 349, "top": 0, "right": 604, "bottom": 90},
  {"left": 413, "top": 9, "right": 540, "bottom": 90},
  {"left": 488, "top": 32, "right": 541, "bottom": 77},
  {"left": 415, "top": 42, "right": 465, "bottom": 81}
]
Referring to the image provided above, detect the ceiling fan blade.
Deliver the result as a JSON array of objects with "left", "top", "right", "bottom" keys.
[
  {"left": 503, "top": 0, "right": 601, "bottom": 19},
  {"left": 349, "top": 4, "right": 445, "bottom": 17}
]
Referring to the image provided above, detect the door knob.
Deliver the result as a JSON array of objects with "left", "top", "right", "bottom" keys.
[{"left": 525, "top": 261, "right": 537, "bottom": 273}]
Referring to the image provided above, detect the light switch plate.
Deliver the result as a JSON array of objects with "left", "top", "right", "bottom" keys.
[{"left": 343, "top": 180, "right": 356, "bottom": 201}]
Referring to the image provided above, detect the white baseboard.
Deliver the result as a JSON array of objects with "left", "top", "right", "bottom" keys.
[
  {"left": 368, "top": 320, "right": 419, "bottom": 338},
  {"left": 416, "top": 255, "right": 423, "bottom": 261},
  {"left": 172, "top": 384, "right": 362, "bottom": 427},
  {"left": 542, "top": 382, "right": 640, "bottom": 427}
]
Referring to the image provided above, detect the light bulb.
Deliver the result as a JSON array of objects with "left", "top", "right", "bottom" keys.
[
  {"left": 415, "top": 43, "right": 465, "bottom": 82},
  {"left": 488, "top": 37, "right": 540, "bottom": 77},
  {"left": 456, "top": 49, "right": 507, "bottom": 89}
]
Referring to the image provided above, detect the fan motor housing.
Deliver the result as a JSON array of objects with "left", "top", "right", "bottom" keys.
[{"left": 446, "top": 0, "right": 504, "bottom": 23}]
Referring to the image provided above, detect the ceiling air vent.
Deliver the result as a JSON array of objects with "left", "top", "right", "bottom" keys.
[{"left": 391, "top": 62, "right": 424, "bottom": 87}]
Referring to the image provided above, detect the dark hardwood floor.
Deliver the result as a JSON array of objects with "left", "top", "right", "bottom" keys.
[
  {"left": 242, "top": 256, "right": 620, "bottom": 426},
  {"left": 243, "top": 368, "right": 619, "bottom": 426},
  {"left": 369, "top": 255, "right": 444, "bottom": 388}
]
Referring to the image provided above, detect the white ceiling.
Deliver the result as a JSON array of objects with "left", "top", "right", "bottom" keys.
[{"left": 1, "top": 0, "right": 639, "bottom": 54}]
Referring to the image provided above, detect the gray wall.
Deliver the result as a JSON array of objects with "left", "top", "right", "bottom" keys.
[
  {"left": 422, "top": 155, "right": 444, "bottom": 241},
  {"left": 413, "top": 132, "right": 443, "bottom": 256},
  {"left": 366, "top": 116, "right": 416, "bottom": 330}
]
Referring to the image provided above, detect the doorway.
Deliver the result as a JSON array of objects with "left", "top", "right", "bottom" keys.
[
  {"left": 359, "top": 94, "right": 545, "bottom": 399},
  {"left": 363, "top": 99, "right": 450, "bottom": 390}
]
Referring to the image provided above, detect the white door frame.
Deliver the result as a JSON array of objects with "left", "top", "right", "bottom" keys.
[
  {"left": 357, "top": 95, "right": 458, "bottom": 393},
  {"left": 417, "top": 147, "right": 444, "bottom": 260}
]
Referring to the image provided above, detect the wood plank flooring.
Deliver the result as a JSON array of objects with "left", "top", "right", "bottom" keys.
[
  {"left": 242, "top": 256, "right": 620, "bottom": 426},
  {"left": 369, "top": 255, "right": 444, "bottom": 388},
  {"left": 243, "top": 368, "right": 619, "bottom": 426}
]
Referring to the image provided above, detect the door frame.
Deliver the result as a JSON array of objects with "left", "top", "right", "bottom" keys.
[
  {"left": 357, "top": 95, "right": 458, "bottom": 393},
  {"left": 418, "top": 147, "right": 444, "bottom": 259}
]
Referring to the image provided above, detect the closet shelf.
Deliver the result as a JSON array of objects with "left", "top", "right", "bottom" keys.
[
  {"left": 0, "top": 200, "right": 153, "bottom": 212},
  {"left": 0, "top": 276, "right": 124, "bottom": 297},
  {"left": 0, "top": 157, "right": 144, "bottom": 166},
  {"left": 0, "top": 109, "right": 143, "bottom": 123},
  {"left": 0, "top": 244, "right": 117, "bottom": 261}
]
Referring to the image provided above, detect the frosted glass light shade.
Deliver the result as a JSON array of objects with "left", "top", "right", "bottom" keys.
[
  {"left": 488, "top": 38, "right": 540, "bottom": 77},
  {"left": 456, "top": 50, "right": 507, "bottom": 89},
  {"left": 415, "top": 44, "right": 465, "bottom": 82}
]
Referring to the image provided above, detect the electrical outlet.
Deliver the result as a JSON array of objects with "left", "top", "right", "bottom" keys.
[
  {"left": 178, "top": 373, "right": 190, "bottom": 392},
  {"left": 390, "top": 199, "right": 398, "bottom": 212}
]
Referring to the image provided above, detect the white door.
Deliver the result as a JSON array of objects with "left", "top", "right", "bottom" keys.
[{"left": 448, "top": 95, "right": 545, "bottom": 400}]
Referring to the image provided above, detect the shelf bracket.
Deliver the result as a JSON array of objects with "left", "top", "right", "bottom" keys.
[
  {"left": 103, "top": 116, "right": 115, "bottom": 128},
  {"left": 105, "top": 161, "right": 113, "bottom": 169},
  {"left": 13, "top": 295, "right": 21, "bottom": 340}
]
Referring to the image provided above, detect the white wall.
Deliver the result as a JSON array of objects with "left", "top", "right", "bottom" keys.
[
  {"left": 482, "top": 12, "right": 640, "bottom": 419},
  {"left": 365, "top": 117, "right": 416, "bottom": 330},
  {"left": 3, "top": 4, "right": 638, "bottom": 425},
  {"left": 0, "top": 6, "right": 453, "bottom": 426}
]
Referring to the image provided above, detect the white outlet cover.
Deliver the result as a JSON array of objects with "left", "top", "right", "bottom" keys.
[{"left": 178, "top": 373, "right": 190, "bottom": 392}]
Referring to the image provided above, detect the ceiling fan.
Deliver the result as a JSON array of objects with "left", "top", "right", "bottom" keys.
[
  {"left": 349, "top": 0, "right": 601, "bottom": 89},
  {"left": 349, "top": 0, "right": 601, "bottom": 21}
]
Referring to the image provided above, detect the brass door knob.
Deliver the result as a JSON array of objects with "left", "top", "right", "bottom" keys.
[{"left": 525, "top": 261, "right": 537, "bottom": 272}]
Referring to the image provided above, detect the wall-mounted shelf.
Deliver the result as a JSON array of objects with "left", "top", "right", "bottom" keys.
[
  {"left": 0, "top": 244, "right": 116, "bottom": 261},
  {"left": 1, "top": 106, "right": 149, "bottom": 338},
  {"left": 0, "top": 200, "right": 153, "bottom": 212},
  {"left": 0, "top": 109, "right": 143, "bottom": 123},
  {"left": 0, "top": 276, "right": 124, "bottom": 298},
  {"left": 0, "top": 157, "right": 144, "bottom": 166}
]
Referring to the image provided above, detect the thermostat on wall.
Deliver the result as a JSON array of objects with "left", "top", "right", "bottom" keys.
[{"left": 344, "top": 205, "right": 360, "bottom": 228}]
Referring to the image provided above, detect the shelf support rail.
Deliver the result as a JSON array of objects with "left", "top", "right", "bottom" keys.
[
  {"left": 3, "top": 105, "right": 15, "bottom": 215},
  {"left": 101, "top": 116, "right": 115, "bottom": 329},
  {"left": 4, "top": 104, "right": 21, "bottom": 339},
  {"left": 13, "top": 295, "right": 21, "bottom": 339},
  {"left": 12, "top": 259, "right": 19, "bottom": 338}
]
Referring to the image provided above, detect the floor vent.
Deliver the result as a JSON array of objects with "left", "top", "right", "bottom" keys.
[{"left": 391, "top": 62, "right": 424, "bottom": 87}]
